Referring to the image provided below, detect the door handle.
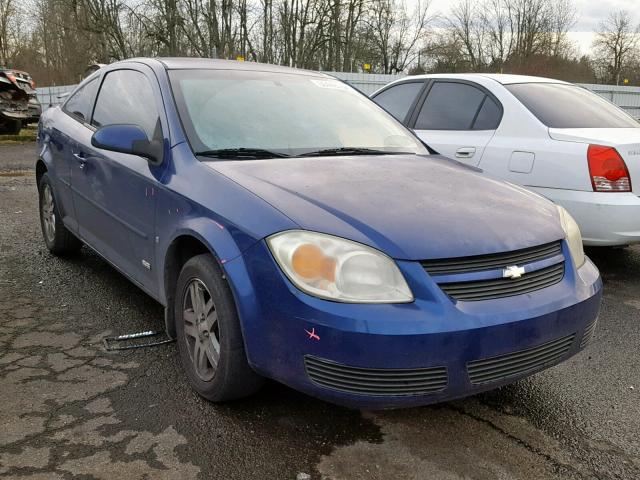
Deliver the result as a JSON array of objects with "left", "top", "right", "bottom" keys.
[
  {"left": 455, "top": 147, "right": 476, "bottom": 159},
  {"left": 73, "top": 153, "right": 87, "bottom": 169}
]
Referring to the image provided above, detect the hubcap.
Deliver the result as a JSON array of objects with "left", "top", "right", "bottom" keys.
[
  {"left": 41, "top": 184, "right": 56, "bottom": 242},
  {"left": 182, "top": 279, "right": 220, "bottom": 381}
]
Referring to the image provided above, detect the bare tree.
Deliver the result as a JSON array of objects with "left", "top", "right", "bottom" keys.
[
  {"left": 448, "top": 0, "right": 485, "bottom": 70},
  {"left": 0, "top": 0, "right": 600, "bottom": 85},
  {"left": 367, "top": 0, "right": 432, "bottom": 73},
  {"left": 548, "top": 0, "right": 576, "bottom": 58},
  {"left": 480, "top": 0, "right": 513, "bottom": 70},
  {"left": 592, "top": 10, "right": 639, "bottom": 85},
  {"left": 0, "top": 0, "right": 13, "bottom": 65}
]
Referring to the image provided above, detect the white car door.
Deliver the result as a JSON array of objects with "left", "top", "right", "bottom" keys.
[{"left": 410, "top": 81, "right": 502, "bottom": 166}]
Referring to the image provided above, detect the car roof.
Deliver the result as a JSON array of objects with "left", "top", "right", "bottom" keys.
[
  {"left": 393, "top": 73, "right": 569, "bottom": 85},
  {"left": 122, "top": 57, "right": 330, "bottom": 78}
]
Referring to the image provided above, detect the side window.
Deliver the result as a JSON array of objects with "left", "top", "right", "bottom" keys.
[
  {"left": 91, "top": 70, "right": 159, "bottom": 139},
  {"left": 473, "top": 96, "right": 502, "bottom": 130},
  {"left": 415, "top": 82, "right": 486, "bottom": 131},
  {"left": 63, "top": 78, "right": 99, "bottom": 123},
  {"left": 372, "top": 82, "right": 424, "bottom": 122}
]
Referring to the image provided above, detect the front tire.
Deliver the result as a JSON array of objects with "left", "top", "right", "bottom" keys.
[
  {"left": 174, "top": 253, "right": 264, "bottom": 402},
  {"left": 38, "top": 173, "right": 82, "bottom": 255}
]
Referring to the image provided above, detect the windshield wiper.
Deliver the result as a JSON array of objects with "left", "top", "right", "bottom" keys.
[
  {"left": 299, "top": 147, "right": 409, "bottom": 157},
  {"left": 195, "top": 148, "right": 290, "bottom": 159}
]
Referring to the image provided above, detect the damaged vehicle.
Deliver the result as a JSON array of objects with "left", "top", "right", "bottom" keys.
[
  {"left": 37, "top": 59, "right": 602, "bottom": 409},
  {"left": 0, "top": 68, "right": 41, "bottom": 133}
]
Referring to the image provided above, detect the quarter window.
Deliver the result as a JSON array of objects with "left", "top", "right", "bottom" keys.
[
  {"left": 372, "top": 82, "right": 424, "bottom": 122},
  {"left": 63, "top": 78, "right": 99, "bottom": 123},
  {"left": 415, "top": 82, "right": 501, "bottom": 131},
  {"left": 92, "top": 70, "right": 160, "bottom": 138},
  {"left": 473, "top": 96, "right": 502, "bottom": 130}
]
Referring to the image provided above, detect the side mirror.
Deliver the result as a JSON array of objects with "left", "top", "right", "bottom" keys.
[{"left": 91, "top": 124, "right": 163, "bottom": 165}]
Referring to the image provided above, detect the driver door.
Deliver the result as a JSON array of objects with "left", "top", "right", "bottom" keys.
[{"left": 70, "top": 66, "right": 164, "bottom": 294}]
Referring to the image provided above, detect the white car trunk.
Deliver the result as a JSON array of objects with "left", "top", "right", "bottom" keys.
[{"left": 549, "top": 127, "right": 640, "bottom": 194}]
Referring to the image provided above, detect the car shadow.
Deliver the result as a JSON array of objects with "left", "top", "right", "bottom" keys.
[{"left": 585, "top": 245, "right": 640, "bottom": 282}]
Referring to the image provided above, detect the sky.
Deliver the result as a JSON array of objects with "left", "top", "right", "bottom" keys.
[{"left": 426, "top": 0, "right": 640, "bottom": 55}]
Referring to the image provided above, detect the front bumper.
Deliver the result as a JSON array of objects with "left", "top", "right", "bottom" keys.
[
  {"left": 229, "top": 241, "right": 602, "bottom": 409},
  {"left": 530, "top": 186, "right": 640, "bottom": 246}
]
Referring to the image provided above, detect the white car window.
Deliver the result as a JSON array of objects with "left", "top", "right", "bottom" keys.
[
  {"left": 506, "top": 83, "right": 639, "bottom": 128},
  {"left": 373, "top": 82, "right": 424, "bottom": 122},
  {"left": 416, "top": 82, "right": 488, "bottom": 131}
]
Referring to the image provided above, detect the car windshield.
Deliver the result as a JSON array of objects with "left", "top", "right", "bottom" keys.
[
  {"left": 168, "top": 69, "right": 428, "bottom": 158},
  {"left": 506, "top": 83, "right": 639, "bottom": 129}
]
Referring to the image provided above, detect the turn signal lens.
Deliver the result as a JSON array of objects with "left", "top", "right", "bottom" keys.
[
  {"left": 587, "top": 145, "right": 631, "bottom": 192},
  {"left": 291, "top": 243, "right": 336, "bottom": 282}
]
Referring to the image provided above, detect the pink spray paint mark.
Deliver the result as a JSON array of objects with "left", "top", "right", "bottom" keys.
[{"left": 305, "top": 327, "right": 320, "bottom": 341}]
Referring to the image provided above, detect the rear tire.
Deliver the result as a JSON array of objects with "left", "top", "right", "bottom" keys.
[
  {"left": 174, "top": 253, "right": 264, "bottom": 402},
  {"left": 38, "top": 173, "right": 82, "bottom": 255}
]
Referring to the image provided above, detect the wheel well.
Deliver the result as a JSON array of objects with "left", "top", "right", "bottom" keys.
[
  {"left": 163, "top": 235, "right": 212, "bottom": 338},
  {"left": 36, "top": 160, "right": 47, "bottom": 188}
]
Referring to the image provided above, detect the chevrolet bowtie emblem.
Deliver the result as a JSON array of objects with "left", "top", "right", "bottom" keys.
[{"left": 503, "top": 265, "right": 526, "bottom": 279}]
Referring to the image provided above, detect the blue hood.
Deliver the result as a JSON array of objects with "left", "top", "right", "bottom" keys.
[{"left": 207, "top": 155, "right": 564, "bottom": 260}]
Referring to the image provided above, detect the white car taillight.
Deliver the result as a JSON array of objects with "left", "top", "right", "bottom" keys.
[{"left": 587, "top": 145, "right": 631, "bottom": 192}]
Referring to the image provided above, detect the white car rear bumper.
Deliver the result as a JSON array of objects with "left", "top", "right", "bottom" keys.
[{"left": 529, "top": 187, "right": 640, "bottom": 246}]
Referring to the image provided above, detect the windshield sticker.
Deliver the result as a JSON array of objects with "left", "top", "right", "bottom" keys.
[{"left": 310, "top": 79, "right": 352, "bottom": 92}]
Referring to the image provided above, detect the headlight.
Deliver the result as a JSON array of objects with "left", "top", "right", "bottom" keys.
[
  {"left": 556, "top": 206, "right": 585, "bottom": 268},
  {"left": 267, "top": 230, "right": 413, "bottom": 303}
]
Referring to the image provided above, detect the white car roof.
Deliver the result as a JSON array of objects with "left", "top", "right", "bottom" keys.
[{"left": 390, "top": 73, "right": 569, "bottom": 86}]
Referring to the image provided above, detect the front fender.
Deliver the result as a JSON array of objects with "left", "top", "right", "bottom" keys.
[{"left": 156, "top": 217, "right": 257, "bottom": 305}]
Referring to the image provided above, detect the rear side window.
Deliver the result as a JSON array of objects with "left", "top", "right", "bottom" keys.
[
  {"left": 91, "top": 70, "right": 160, "bottom": 138},
  {"left": 415, "top": 82, "right": 500, "bottom": 130},
  {"left": 473, "top": 97, "right": 502, "bottom": 130},
  {"left": 506, "top": 83, "right": 639, "bottom": 128},
  {"left": 63, "top": 78, "right": 99, "bottom": 123},
  {"left": 373, "top": 82, "right": 424, "bottom": 122}
]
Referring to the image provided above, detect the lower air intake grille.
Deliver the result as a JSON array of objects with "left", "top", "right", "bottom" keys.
[
  {"left": 580, "top": 319, "right": 598, "bottom": 348},
  {"left": 467, "top": 333, "right": 575, "bottom": 385},
  {"left": 440, "top": 263, "right": 564, "bottom": 301},
  {"left": 304, "top": 356, "right": 447, "bottom": 396}
]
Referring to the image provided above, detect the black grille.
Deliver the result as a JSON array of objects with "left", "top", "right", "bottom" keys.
[
  {"left": 439, "top": 263, "right": 564, "bottom": 301},
  {"left": 580, "top": 319, "right": 598, "bottom": 348},
  {"left": 304, "top": 356, "right": 447, "bottom": 396},
  {"left": 467, "top": 333, "right": 575, "bottom": 385},
  {"left": 422, "top": 241, "right": 562, "bottom": 275}
]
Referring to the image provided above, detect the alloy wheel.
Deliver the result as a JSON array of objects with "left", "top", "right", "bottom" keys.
[
  {"left": 182, "top": 278, "right": 221, "bottom": 381},
  {"left": 41, "top": 184, "right": 56, "bottom": 242}
]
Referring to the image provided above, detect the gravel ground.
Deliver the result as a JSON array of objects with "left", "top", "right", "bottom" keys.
[
  {"left": 0, "top": 143, "right": 639, "bottom": 479},
  {"left": 0, "top": 143, "right": 37, "bottom": 172}
]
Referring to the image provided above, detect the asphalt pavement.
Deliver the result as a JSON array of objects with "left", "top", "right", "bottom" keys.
[{"left": 1, "top": 143, "right": 638, "bottom": 479}]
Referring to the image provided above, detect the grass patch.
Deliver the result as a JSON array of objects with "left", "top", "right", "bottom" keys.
[
  {"left": 0, "top": 170, "right": 32, "bottom": 177},
  {"left": 0, "top": 125, "right": 37, "bottom": 144}
]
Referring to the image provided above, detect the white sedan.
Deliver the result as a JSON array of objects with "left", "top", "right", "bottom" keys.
[{"left": 371, "top": 74, "right": 640, "bottom": 246}]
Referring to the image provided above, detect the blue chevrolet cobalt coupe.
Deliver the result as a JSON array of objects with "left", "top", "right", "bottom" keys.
[{"left": 37, "top": 58, "right": 602, "bottom": 408}]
